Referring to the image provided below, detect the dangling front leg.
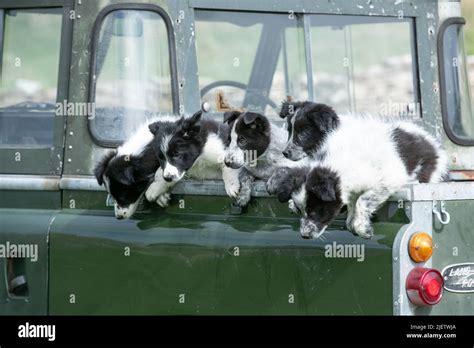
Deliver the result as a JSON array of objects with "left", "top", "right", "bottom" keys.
[
  {"left": 234, "top": 168, "right": 254, "bottom": 207},
  {"left": 351, "top": 188, "right": 392, "bottom": 239},
  {"left": 222, "top": 165, "right": 241, "bottom": 199},
  {"left": 145, "top": 168, "right": 176, "bottom": 206}
]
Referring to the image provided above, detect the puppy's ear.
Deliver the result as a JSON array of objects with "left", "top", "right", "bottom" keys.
[
  {"left": 279, "top": 100, "right": 303, "bottom": 119},
  {"left": 223, "top": 111, "right": 241, "bottom": 125},
  {"left": 306, "top": 103, "right": 339, "bottom": 133},
  {"left": 149, "top": 122, "right": 160, "bottom": 135},
  {"left": 279, "top": 100, "right": 292, "bottom": 119},
  {"left": 243, "top": 112, "right": 268, "bottom": 133},
  {"left": 183, "top": 110, "right": 202, "bottom": 130},
  {"left": 94, "top": 151, "right": 116, "bottom": 186}
]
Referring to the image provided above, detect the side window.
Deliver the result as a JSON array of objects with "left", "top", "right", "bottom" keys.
[
  {"left": 439, "top": 18, "right": 474, "bottom": 145},
  {"left": 195, "top": 11, "right": 307, "bottom": 120},
  {"left": 89, "top": 9, "right": 175, "bottom": 145},
  {"left": 309, "top": 15, "right": 418, "bottom": 117},
  {"left": 0, "top": 9, "right": 62, "bottom": 147}
]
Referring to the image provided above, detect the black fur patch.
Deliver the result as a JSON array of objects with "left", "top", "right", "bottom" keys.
[
  {"left": 305, "top": 167, "right": 344, "bottom": 226},
  {"left": 229, "top": 111, "right": 271, "bottom": 158},
  {"left": 94, "top": 143, "right": 159, "bottom": 207},
  {"left": 94, "top": 150, "right": 116, "bottom": 186},
  {"left": 392, "top": 127, "right": 438, "bottom": 183}
]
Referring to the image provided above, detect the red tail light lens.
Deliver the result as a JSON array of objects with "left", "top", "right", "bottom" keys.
[{"left": 406, "top": 267, "right": 444, "bottom": 306}]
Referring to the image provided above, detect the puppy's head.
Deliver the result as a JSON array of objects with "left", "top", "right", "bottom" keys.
[
  {"left": 223, "top": 111, "right": 271, "bottom": 169},
  {"left": 280, "top": 101, "right": 339, "bottom": 161},
  {"left": 149, "top": 110, "right": 203, "bottom": 183},
  {"left": 94, "top": 151, "right": 153, "bottom": 219},
  {"left": 300, "top": 167, "right": 343, "bottom": 239}
]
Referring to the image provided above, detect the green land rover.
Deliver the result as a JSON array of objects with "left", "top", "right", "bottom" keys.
[{"left": 0, "top": 0, "right": 473, "bottom": 316}]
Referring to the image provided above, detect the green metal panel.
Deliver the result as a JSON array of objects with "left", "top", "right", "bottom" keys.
[
  {"left": 0, "top": 210, "right": 53, "bottom": 315},
  {"left": 430, "top": 200, "right": 474, "bottom": 314},
  {"left": 49, "top": 195, "right": 405, "bottom": 315},
  {"left": 0, "top": 191, "right": 61, "bottom": 210}
]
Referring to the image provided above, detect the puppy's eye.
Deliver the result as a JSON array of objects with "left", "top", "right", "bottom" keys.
[{"left": 238, "top": 136, "right": 247, "bottom": 147}]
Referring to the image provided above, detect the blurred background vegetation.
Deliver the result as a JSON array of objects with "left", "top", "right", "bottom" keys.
[{"left": 462, "top": 0, "right": 474, "bottom": 55}]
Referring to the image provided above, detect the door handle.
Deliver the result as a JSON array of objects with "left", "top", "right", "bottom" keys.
[{"left": 5, "top": 258, "right": 29, "bottom": 298}]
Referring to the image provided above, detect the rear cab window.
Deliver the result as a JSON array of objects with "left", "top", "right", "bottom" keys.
[
  {"left": 194, "top": 10, "right": 419, "bottom": 122},
  {"left": 0, "top": 2, "right": 71, "bottom": 175},
  {"left": 309, "top": 15, "right": 418, "bottom": 117}
]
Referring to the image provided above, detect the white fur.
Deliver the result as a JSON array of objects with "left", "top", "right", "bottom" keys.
[
  {"left": 222, "top": 165, "right": 241, "bottom": 198},
  {"left": 114, "top": 200, "right": 140, "bottom": 219},
  {"left": 117, "top": 115, "right": 178, "bottom": 157},
  {"left": 187, "top": 133, "right": 227, "bottom": 180},
  {"left": 224, "top": 122, "right": 246, "bottom": 168},
  {"left": 303, "top": 114, "right": 448, "bottom": 238},
  {"left": 163, "top": 163, "right": 183, "bottom": 181},
  {"left": 316, "top": 115, "right": 447, "bottom": 205}
]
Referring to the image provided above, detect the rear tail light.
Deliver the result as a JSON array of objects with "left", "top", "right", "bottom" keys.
[
  {"left": 406, "top": 267, "right": 444, "bottom": 306},
  {"left": 409, "top": 232, "right": 433, "bottom": 262}
]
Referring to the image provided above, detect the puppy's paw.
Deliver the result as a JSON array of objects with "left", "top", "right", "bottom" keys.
[
  {"left": 266, "top": 168, "right": 294, "bottom": 203},
  {"left": 235, "top": 189, "right": 251, "bottom": 207},
  {"left": 156, "top": 192, "right": 171, "bottom": 207},
  {"left": 352, "top": 216, "right": 374, "bottom": 239},
  {"left": 222, "top": 167, "right": 241, "bottom": 199},
  {"left": 145, "top": 182, "right": 166, "bottom": 202},
  {"left": 224, "top": 177, "right": 240, "bottom": 199},
  {"left": 265, "top": 171, "right": 283, "bottom": 195},
  {"left": 288, "top": 199, "right": 299, "bottom": 214}
]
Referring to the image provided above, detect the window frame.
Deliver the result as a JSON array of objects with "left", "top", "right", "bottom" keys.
[
  {"left": 87, "top": 3, "right": 179, "bottom": 148},
  {"left": 438, "top": 16, "right": 474, "bottom": 147},
  {"left": 0, "top": 0, "right": 73, "bottom": 175}
]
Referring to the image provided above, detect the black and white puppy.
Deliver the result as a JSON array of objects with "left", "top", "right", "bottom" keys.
[
  {"left": 222, "top": 111, "right": 303, "bottom": 206},
  {"left": 269, "top": 111, "right": 448, "bottom": 239},
  {"left": 94, "top": 118, "right": 171, "bottom": 219},
  {"left": 280, "top": 101, "right": 339, "bottom": 161},
  {"left": 145, "top": 110, "right": 241, "bottom": 202}
]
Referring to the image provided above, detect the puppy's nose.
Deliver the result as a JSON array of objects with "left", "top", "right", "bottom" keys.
[
  {"left": 163, "top": 175, "right": 173, "bottom": 182},
  {"left": 116, "top": 215, "right": 124, "bottom": 220},
  {"left": 301, "top": 235, "right": 311, "bottom": 239},
  {"left": 282, "top": 150, "right": 290, "bottom": 158},
  {"left": 224, "top": 160, "right": 232, "bottom": 167}
]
